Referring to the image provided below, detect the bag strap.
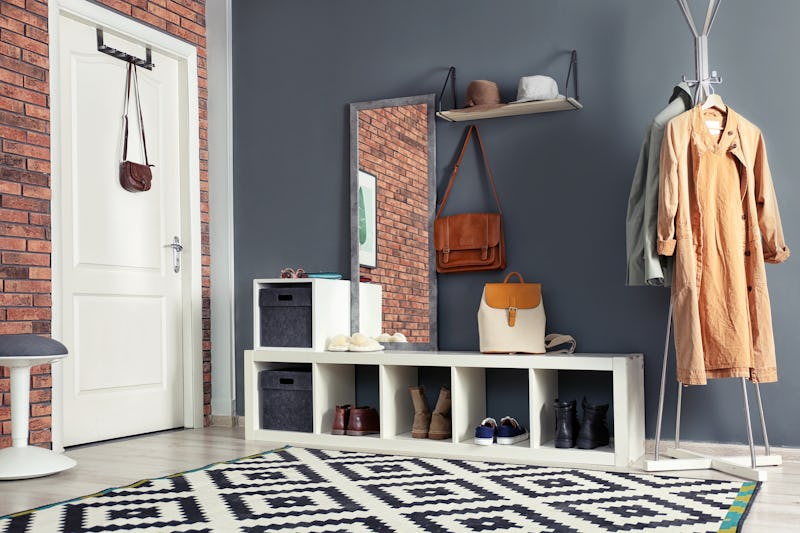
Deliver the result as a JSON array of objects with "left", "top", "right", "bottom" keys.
[
  {"left": 503, "top": 271, "right": 524, "bottom": 284},
  {"left": 544, "top": 333, "right": 577, "bottom": 354},
  {"left": 435, "top": 124, "right": 502, "bottom": 219},
  {"left": 122, "top": 62, "right": 150, "bottom": 166}
]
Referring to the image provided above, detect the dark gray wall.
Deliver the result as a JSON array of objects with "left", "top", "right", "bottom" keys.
[{"left": 232, "top": 0, "right": 800, "bottom": 445}]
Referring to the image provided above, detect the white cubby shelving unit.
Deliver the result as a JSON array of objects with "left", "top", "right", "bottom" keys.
[
  {"left": 245, "top": 349, "right": 644, "bottom": 468},
  {"left": 253, "top": 278, "right": 350, "bottom": 351}
]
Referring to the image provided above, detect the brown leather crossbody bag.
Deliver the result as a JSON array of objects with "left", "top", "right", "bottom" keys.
[
  {"left": 434, "top": 125, "right": 506, "bottom": 273},
  {"left": 119, "top": 62, "right": 154, "bottom": 192}
]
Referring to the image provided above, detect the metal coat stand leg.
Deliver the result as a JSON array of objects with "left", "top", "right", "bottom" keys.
[
  {"left": 644, "top": 312, "right": 781, "bottom": 481},
  {"left": 643, "top": 0, "right": 782, "bottom": 483}
]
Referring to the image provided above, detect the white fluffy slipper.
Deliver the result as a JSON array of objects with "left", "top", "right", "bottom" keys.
[
  {"left": 375, "top": 333, "right": 393, "bottom": 343},
  {"left": 390, "top": 332, "right": 407, "bottom": 343},
  {"left": 349, "top": 332, "right": 385, "bottom": 352},
  {"left": 325, "top": 334, "right": 351, "bottom": 352}
]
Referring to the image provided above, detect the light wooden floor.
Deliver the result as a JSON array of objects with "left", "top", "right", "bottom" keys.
[{"left": 0, "top": 427, "right": 798, "bottom": 532}]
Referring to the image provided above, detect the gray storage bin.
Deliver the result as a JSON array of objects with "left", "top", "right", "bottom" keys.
[
  {"left": 259, "top": 286, "right": 312, "bottom": 347},
  {"left": 259, "top": 367, "right": 313, "bottom": 432}
]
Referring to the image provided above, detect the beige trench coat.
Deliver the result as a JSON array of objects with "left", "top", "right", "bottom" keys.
[{"left": 658, "top": 106, "right": 790, "bottom": 385}]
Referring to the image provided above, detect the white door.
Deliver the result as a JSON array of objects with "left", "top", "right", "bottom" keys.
[{"left": 57, "top": 14, "right": 185, "bottom": 446}]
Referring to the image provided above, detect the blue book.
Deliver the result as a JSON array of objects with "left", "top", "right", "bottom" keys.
[{"left": 304, "top": 272, "right": 343, "bottom": 280}]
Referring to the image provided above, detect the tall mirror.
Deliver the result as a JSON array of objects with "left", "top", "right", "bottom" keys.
[{"left": 349, "top": 94, "right": 437, "bottom": 350}]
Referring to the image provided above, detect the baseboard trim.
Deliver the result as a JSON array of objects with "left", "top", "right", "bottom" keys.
[
  {"left": 643, "top": 439, "right": 800, "bottom": 462},
  {"left": 210, "top": 415, "right": 241, "bottom": 428},
  {"left": 200, "top": 426, "right": 800, "bottom": 461}
]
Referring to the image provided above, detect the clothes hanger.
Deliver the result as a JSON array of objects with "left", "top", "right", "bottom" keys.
[
  {"left": 701, "top": 91, "right": 726, "bottom": 113},
  {"left": 698, "top": 86, "right": 726, "bottom": 136}
]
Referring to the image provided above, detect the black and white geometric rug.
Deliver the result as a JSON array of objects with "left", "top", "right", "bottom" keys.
[{"left": 0, "top": 446, "right": 758, "bottom": 532}]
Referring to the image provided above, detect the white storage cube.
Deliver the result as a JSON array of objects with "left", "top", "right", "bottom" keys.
[{"left": 253, "top": 278, "right": 350, "bottom": 351}]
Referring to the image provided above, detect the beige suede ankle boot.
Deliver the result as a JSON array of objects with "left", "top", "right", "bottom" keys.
[
  {"left": 409, "top": 386, "right": 431, "bottom": 438},
  {"left": 428, "top": 386, "right": 452, "bottom": 440}
]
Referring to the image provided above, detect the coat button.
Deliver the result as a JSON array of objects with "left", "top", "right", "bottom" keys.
[
  {"left": 745, "top": 250, "right": 751, "bottom": 256},
  {"left": 728, "top": 131, "right": 734, "bottom": 136},
  {"left": 748, "top": 286, "right": 753, "bottom": 292},
  {"left": 742, "top": 214, "right": 746, "bottom": 220},
  {"left": 731, "top": 143, "right": 738, "bottom": 149}
]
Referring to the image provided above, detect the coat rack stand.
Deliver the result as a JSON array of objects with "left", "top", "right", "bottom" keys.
[{"left": 642, "top": 0, "right": 782, "bottom": 482}]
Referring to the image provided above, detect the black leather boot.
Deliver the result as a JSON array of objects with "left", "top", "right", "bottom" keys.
[
  {"left": 576, "top": 397, "right": 610, "bottom": 449},
  {"left": 554, "top": 399, "right": 580, "bottom": 448}
]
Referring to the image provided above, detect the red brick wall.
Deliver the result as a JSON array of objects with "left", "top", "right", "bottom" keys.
[
  {"left": 0, "top": 0, "right": 210, "bottom": 450},
  {"left": 358, "top": 105, "right": 430, "bottom": 343}
]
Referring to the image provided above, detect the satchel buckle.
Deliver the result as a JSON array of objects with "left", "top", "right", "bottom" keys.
[
  {"left": 481, "top": 245, "right": 488, "bottom": 260},
  {"left": 507, "top": 306, "right": 518, "bottom": 327},
  {"left": 442, "top": 247, "right": 450, "bottom": 263}
]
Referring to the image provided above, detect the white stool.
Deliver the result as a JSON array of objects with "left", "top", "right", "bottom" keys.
[{"left": 0, "top": 334, "right": 77, "bottom": 480}]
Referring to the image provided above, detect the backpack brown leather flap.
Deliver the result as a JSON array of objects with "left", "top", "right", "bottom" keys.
[{"left": 484, "top": 282, "right": 541, "bottom": 310}]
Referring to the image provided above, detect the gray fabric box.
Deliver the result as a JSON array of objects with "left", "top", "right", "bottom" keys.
[
  {"left": 259, "top": 368, "right": 313, "bottom": 432},
  {"left": 259, "top": 286, "right": 312, "bottom": 348}
]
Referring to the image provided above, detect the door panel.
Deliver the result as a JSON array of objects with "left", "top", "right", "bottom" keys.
[
  {"left": 71, "top": 57, "right": 163, "bottom": 270},
  {"left": 73, "top": 295, "right": 165, "bottom": 391},
  {"left": 58, "top": 15, "right": 185, "bottom": 445}
]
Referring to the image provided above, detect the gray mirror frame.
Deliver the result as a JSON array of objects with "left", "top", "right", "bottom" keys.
[{"left": 349, "top": 94, "right": 438, "bottom": 350}]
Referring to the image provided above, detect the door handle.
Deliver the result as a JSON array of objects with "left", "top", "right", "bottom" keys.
[{"left": 166, "top": 236, "right": 183, "bottom": 273}]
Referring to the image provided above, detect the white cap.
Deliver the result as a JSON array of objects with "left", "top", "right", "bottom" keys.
[{"left": 510, "top": 75, "right": 559, "bottom": 103}]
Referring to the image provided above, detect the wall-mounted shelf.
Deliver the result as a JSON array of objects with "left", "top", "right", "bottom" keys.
[
  {"left": 437, "top": 96, "right": 582, "bottom": 122},
  {"left": 436, "top": 50, "right": 581, "bottom": 122}
]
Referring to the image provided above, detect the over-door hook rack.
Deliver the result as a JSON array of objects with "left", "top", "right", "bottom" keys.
[{"left": 96, "top": 29, "right": 155, "bottom": 70}]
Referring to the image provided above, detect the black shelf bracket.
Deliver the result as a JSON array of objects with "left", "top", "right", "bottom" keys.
[
  {"left": 565, "top": 50, "right": 578, "bottom": 101},
  {"left": 96, "top": 29, "right": 155, "bottom": 70},
  {"left": 437, "top": 66, "right": 456, "bottom": 113}
]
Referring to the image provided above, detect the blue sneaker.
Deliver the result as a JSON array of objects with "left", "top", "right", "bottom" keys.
[
  {"left": 496, "top": 416, "right": 529, "bottom": 445},
  {"left": 473, "top": 417, "right": 497, "bottom": 445}
]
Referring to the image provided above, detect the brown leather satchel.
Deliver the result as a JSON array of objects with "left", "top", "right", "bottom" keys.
[
  {"left": 434, "top": 125, "right": 506, "bottom": 273},
  {"left": 119, "top": 62, "right": 153, "bottom": 192}
]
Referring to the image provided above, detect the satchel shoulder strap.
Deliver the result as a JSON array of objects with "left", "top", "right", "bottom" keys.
[
  {"left": 436, "top": 124, "right": 502, "bottom": 219},
  {"left": 122, "top": 62, "right": 150, "bottom": 166},
  {"left": 545, "top": 333, "right": 577, "bottom": 354}
]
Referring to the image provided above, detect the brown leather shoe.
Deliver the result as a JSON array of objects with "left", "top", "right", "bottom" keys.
[
  {"left": 346, "top": 406, "right": 380, "bottom": 436},
  {"left": 332, "top": 404, "right": 351, "bottom": 435}
]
